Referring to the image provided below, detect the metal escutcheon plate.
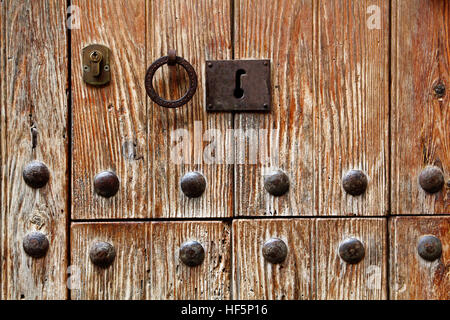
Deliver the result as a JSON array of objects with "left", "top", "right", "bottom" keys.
[{"left": 206, "top": 60, "right": 271, "bottom": 112}]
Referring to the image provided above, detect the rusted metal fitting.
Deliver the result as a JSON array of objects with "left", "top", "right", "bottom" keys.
[
  {"left": 180, "top": 172, "right": 206, "bottom": 198},
  {"left": 419, "top": 166, "right": 444, "bottom": 194},
  {"left": 342, "top": 169, "right": 368, "bottom": 196},
  {"left": 89, "top": 241, "right": 116, "bottom": 268},
  {"left": 179, "top": 241, "right": 205, "bottom": 267},
  {"left": 145, "top": 53, "right": 198, "bottom": 108},
  {"left": 168, "top": 49, "right": 176, "bottom": 66},
  {"left": 262, "top": 238, "right": 288, "bottom": 264},
  {"left": 22, "top": 161, "right": 50, "bottom": 189},
  {"left": 94, "top": 171, "right": 120, "bottom": 198},
  {"left": 417, "top": 235, "right": 442, "bottom": 262},
  {"left": 339, "top": 238, "right": 365, "bottom": 264},
  {"left": 23, "top": 231, "right": 49, "bottom": 258},
  {"left": 264, "top": 170, "right": 290, "bottom": 196},
  {"left": 433, "top": 82, "right": 446, "bottom": 98}
]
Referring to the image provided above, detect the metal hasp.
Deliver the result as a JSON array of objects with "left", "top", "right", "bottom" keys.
[
  {"left": 206, "top": 60, "right": 271, "bottom": 112},
  {"left": 82, "top": 44, "right": 111, "bottom": 86}
]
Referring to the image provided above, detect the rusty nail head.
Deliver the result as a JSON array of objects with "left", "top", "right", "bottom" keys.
[
  {"left": 419, "top": 166, "right": 444, "bottom": 194},
  {"left": 264, "top": 170, "right": 290, "bottom": 196},
  {"left": 180, "top": 172, "right": 206, "bottom": 198},
  {"left": 23, "top": 160, "right": 50, "bottom": 189},
  {"left": 417, "top": 235, "right": 442, "bottom": 261},
  {"left": 342, "top": 169, "right": 368, "bottom": 196},
  {"left": 262, "top": 238, "right": 288, "bottom": 264},
  {"left": 94, "top": 171, "right": 120, "bottom": 198},
  {"left": 339, "top": 238, "right": 365, "bottom": 264},
  {"left": 89, "top": 241, "right": 116, "bottom": 268},
  {"left": 433, "top": 82, "right": 446, "bottom": 98},
  {"left": 179, "top": 241, "right": 205, "bottom": 267},
  {"left": 23, "top": 231, "right": 49, "bottom": 259}
]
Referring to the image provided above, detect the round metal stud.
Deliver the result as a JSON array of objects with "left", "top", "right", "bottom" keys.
[
  {"left": 342, "top": 169, "right": 368, "bottom": 196},
  {"left": 89, "top": 241, "right": 116, "bottom": 268},
  {"left": 339, "top": 238, "right": 365, "bottom": 264},
  {"left": 179, "top": 241, "right": 205, "bottom": 267},
  {"left": 22, "top": 161, "right": 50, "bottom": 189},
  {"left": 180, "top": 172, "right": 206, "bottom": 198},
  {"left": 23, "top": 231, "right": 49, "bottom": 259},
  {"left": 264, "top": 170, "right": 290, "bottom": 197},
  {"left": 417, "top": 235, "right": 442, "bottom": 262},
  {"left": 262, "top": 238, "right": 288, "bottom": 264},
  {"left": 418, "top": 166, "right": 444, "bottom": 194},
  {"left": 93, "top": 171, "right": 120, "bottom": 198},
  {"left": 433, "top": 82, "right": 446, "bottom": 98}
]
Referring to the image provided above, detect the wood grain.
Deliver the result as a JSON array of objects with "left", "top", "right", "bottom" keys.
[
  {"left": 315, "top": 218, "right": 387, "bottom": 300},
  {"left": 148, "top": 0, "right": 233, "bottom": 218},
  {"left": 1, "top": 0, "right": 68, "bottom": 299},
  {"left": 235, "top": 0, "right": 315, "bottom": 217},
  {"left": 71, "top": 221, "right": 230, "bottom": 299},
  {"left": 70, "top": 222, "right": 149, "bottom": 300},
  {"left": 315, "top": 0, "right": 389, "bottom": 216},
  {"left": 71, "top": 0, "right": 147, "bottom": 219},
  {"left": 390, "top": 217, "right": 449, "bottom": 300},
  {"left": 235, "top": 0, "right": 388, "bottom": 217},
  {"left": 150, "top": 221, "right": 231, "bottom": 299},
  {"left": 0, "top": 0, "right": 5, "bottom": 299},
  {"left": 232, "top": 219, "right": 314, "bottom": 300},
  {"left": 391, "top": 0, "right": 449, "bottom": 214}
]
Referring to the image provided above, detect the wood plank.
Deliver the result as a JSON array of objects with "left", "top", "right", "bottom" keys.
[
  {"left": 235, "top": 0, "right": 388, "bottom": 217},
  {"left": 70, "top": 222, "right": 149, "bottom": 299},
  {"left": 390, "top": 217, "right": 449, "bottom": 300},
  {"left": 147, "top": 0, "right": 233, "bottom": 218},
  {"left": 315, "top": 218, "right": 387, "bottom": 300},
  {"left": 71, "top": 0, "right": 147, "bottom": 219},
  {"left": 232, "top": 219, "right": 314, "bottom": 299},
  {"left": 0, "top": 0, "right": 5, "bottom": 299},
  {"left": 391, "top": 0, "right": 449, "bottom": 214},
  {"left": 315, "top": 0, "right": 389, "bottom": 216},
  {"left": 2, "top": 0, "right": 68, "bottom": 299},
  {"left": 235, "top": 0, "right": 314, "bottom": 217},
  {"left": 150, "top": 221, "right": 231, "bottom": 299}
]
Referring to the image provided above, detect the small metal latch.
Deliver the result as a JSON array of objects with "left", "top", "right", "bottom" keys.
[
  {"left": 82, "top": 44, "right": 111, "bottom": 86},
  {"left": 205, "top": 60, "right": 271, "bottom": 112}
]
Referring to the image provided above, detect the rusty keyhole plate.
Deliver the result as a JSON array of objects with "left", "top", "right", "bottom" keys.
[{"left": 205, "top": 60, "right": 271, "bottom": 112}]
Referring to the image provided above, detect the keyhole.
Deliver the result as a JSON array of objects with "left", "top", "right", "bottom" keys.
[{"left": 234, "top": 69, "right": 246, "bottom": 99}]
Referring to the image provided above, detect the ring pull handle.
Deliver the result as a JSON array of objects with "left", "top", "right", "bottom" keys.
[{"left": 145, "top": 50, "right": 198, "bottom": 108}]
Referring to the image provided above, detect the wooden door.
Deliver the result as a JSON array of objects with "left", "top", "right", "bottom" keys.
[{"left": 0, "top": 0, "right": 448, "bottom": 300}]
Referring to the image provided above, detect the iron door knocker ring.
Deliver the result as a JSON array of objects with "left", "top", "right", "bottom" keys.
[{"left": 145, "top": 50, "right": 198, "bottom": 108}]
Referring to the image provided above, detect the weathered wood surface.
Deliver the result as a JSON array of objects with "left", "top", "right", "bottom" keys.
[
  {"left": 71, "top": 0, "right": 147, "bottom": 219},
  {"left": 150, "top": 221, "right": 231, "bottom": 299},
  {"left": 71, "top": 221, "right": 231, "bottom": 300},
  {"left": 1, "top": 0, "right": 68, "bottom": 299},
  {"left": 235, "top": 0, "right": 315, "bottom": 217},
  {"left": 0, "top": 0, "right": 5, "bottom": 298},
  {"left": 315, "top": 0, "right": 389, "bottom": 216},
  {"left": 0, "top": 1, "right": 7, "bottom": 300},
  {"left": 71, "top": 222, "right": 149, "bottom": 300},
  {"left": 148, "top": 0, "right": 233, "bottom": 218},
  {"left": 315, "top": 218, "right": 387, "bottom": 300},
  {"left": 232, "top": 219, "right": 314, "bottom": 299},
  {"left": 390, "top": 217, "right": 449, "bottom": 300},
  {"left": 391, "top": 0, "right": 449, "bottom": 214},
  {"left": 235, "top": 0, "right": 389, "bottom": 217}
]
